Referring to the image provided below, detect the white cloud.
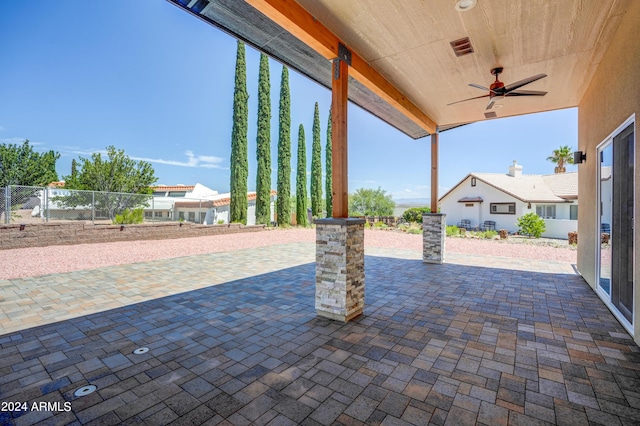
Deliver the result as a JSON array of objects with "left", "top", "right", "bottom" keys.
[{"left": 132, "top": 151, "right": 226, "bottom": 169}]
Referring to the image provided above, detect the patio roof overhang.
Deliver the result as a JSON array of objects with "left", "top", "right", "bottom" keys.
[{"left": 168, "top": 0, "right": 631, "bottom": 138}]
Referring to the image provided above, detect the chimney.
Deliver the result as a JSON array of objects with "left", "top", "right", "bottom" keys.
[{"left": 508, "top": 160, "right": 523, "bottom": 177}]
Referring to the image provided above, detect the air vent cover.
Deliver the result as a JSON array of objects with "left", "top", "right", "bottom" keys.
[
  {"left": 450, "top": 37, "right": 474, "bottom": 57},
  {"left": 484, "top": 111, "right": 497, "bottom": 119}
]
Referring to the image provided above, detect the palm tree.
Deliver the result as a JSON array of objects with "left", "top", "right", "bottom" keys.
[{"left": 547, "top": 145, "right": 574, "bottom": 173}]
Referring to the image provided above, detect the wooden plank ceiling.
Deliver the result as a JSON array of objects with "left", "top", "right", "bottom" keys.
[{"left": 170, "top": 0, "right": 630, "bottom": 138}]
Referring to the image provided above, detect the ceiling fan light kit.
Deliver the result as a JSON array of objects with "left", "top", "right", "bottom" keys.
[{"left": 455, "top": 0, "right": 477, "bottom": 12}]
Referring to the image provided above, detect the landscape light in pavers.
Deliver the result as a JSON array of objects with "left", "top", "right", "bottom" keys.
[
  {"left": 132, "top": 347, "right": 149, "bottom": 355},
  {"left": 73, "top": 385, "right": 97, "bottom": 397}
]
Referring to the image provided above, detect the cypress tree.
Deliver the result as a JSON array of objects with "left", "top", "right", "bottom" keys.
[
  {"left": 296, "top": 124, "right": 308, "bottom": 227},
  {"left": 310, "top": 102, "right": 322, "bottom": 217},
  {"left": 325, "top": 108, "right": 333, "bottom": 217},
  {"left": 230, "top": 41, "right": 249, "bottom": 224},
  {"left": 276, "top": 67, "right": 291, "bottom": 226},
  {"left": 255, "top": 53, "right": 271, "bottom": 225}
]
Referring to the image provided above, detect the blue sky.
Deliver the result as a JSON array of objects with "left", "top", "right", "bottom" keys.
[{"left": 0, "top": 0, "right": 578, "bottom": 202}]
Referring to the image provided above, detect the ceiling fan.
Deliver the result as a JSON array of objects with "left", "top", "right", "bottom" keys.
[{"left": 448, "top": 67, "right": 547, "bottom": 110}]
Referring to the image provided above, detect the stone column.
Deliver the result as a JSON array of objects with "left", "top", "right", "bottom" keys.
[
  {"left": 314, "top": 218, "right": 365, "bottom": 321},
  {"left": 423, "top": 213, "right": 446, "bottom": 264}
]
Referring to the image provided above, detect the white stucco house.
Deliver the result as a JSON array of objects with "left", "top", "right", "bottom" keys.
[
  {"left": 148, "top": 184, "right": 276, "bottom": 225},
  {"left": 173, "top": 190, "right": 277, "bottom": 225},
  {"left": 439, "top": 161, "right": 578, "bottom": 239}
]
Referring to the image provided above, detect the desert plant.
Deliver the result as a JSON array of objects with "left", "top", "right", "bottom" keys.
[
  {"left": 373, "top": 221, "right": 388, "bottom": 229},
  {"left": 480, "top": 230, "right": 498, "bottom": 239},
  {"left": 406, "top": 223, "right": 422, "bottom": 234},
  {"left": 517, "top": 212, "right": 546, "bottom": 238},
  {"left": 402, "top": 207, "right": 431, "bottom": 223},
  {"left": 446, "top": 225, "right": 460, "bottom": 237},
  {"left": 113, "top": 208, "right": 144, "bottom": 224}
]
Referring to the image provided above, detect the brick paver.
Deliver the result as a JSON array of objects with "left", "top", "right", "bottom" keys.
[{"left": 0, "top": 242, "right": 638, "bottom": 425}]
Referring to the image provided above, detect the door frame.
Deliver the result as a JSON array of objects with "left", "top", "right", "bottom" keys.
[{"left": 595, "top": 114, "right": 635, "bottom": 334}]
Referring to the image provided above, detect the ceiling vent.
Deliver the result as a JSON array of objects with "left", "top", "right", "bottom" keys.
[
  {"left": 484, "top": 111, "right": 497, "bottom": 119},
  {"left": 450, "top": 37, "right": 474, "bottom": 57}
]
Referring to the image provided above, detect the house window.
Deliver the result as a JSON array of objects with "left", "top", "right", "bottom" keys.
[
  {"left": 144, "top": 211, "right": 152, "bottom": 218},
  {"left": 471, "top": 177, "right": 476, "bottom": 187},
  {"left": 154, "top": 211, "right": 162, "bottom": 217},
  {"left": 188, "top": 212, "right": 195, "bottom": 222},
  {"left": 168, "top": 191, "right": 187, "bottom": 197},
  {"left": 536, "top": 205, "right": 556, "bottom": 219},
  {"left": 490, "top": 203, "right": 515, "bottom": 214},
  {"left": 570, "top": 205, "right": 578, "bottom": 220},
  {"left": 465, "top": 203, "right": 474, "bottom": 207},
  {"left": 178, "top": 212, "right": 185, "bottom": 221},
  {"left": 200, "top": 212, "right": 206, "bottom": 223}
]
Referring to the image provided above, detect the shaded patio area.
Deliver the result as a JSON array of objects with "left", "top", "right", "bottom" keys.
[{"left": 1, "top": 244, "right": 639, "bottom": 425}]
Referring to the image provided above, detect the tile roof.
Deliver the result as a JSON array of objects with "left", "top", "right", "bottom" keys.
[
  {"left": 441, "top": 171, "right": 578, "bottom": 203},
  {"left": 173, "top": 190, "right": 277, "bottom": 208},
  {"left": 151, "top": 185, "right": 196, "bottom": 192}
]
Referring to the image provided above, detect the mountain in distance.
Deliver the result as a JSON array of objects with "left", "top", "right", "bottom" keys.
[{"left": 394, "top": 197, "right": 430, "bottom": 206}]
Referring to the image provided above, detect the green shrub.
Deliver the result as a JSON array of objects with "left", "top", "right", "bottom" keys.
[
  {"left": 373, "top": 221, "right": 388, "bottom": 229},
  {"left": 113, "top": 208, "right": 144, "bottom": 224},
  {"left": 446, "top": 225, "right": 460, "bottom": 237},
  {"left": 406, "top": 223, "right": 422, "bottom": 234},
  {"left": 480, "top": 230, "right": 498, "bottom": 239},
  {"left": 517, "top": 212, "right": 546, "bottom": 238},
  {"left": 217, "top": 219, "right": 225, "bottom": 225},
  {"left": 402, "top": 207, "right": 431, "bottom": 223}
]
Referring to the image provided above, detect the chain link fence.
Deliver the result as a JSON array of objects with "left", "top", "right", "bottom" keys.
[{"left": 1, "top": 185, "right": 182, "bottom": 224}]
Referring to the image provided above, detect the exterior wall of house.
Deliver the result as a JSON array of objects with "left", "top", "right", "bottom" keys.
[
  {"left": 577, "top": 0, "right": 640, "bottom": 343},
  {"left": 441, "top": 177, "right": 579, "bottom": 238},
  {"left": 440, "top": 176, "right": 528, "bottom": 233}
]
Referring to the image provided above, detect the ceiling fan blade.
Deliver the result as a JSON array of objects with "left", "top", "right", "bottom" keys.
[
  {"left": 504, "top": 73, "right": 547, "bottom": 93},
  {"left": 447, "top": 94, "right": 489, "bottom": 106},
  {"left": 468, "top": 83, "right": 490, "bottom": 92},
  {"left": 505, "top": 90, "right": 547, "bottom": 96},
  {"left": 486, "top": 98, "right": 496, "bottom": 110}
]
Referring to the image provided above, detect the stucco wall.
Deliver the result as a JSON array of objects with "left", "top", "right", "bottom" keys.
[{"left": 577, "top": 1, "right": 640, "bottom": 340}]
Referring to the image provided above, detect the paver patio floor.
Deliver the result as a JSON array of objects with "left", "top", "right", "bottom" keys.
[{"left": 1, "top": 243, "right": 639, "bottom": 425}]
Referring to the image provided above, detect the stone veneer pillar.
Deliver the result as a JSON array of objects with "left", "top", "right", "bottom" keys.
[
  {"left": 423, "top": 213, "right": 446, "bottom": 264},
  {"left": 314, "top": 218, "right": 365, "bottom": 322}
]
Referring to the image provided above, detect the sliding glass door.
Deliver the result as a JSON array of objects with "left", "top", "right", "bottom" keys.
[{"left": 597, "top": 121, "right": 635, "bottom": 325}]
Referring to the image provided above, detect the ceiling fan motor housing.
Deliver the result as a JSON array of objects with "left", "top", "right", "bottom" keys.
[{"left": 489, "top": 80, "right": 505, "bottom": 97}]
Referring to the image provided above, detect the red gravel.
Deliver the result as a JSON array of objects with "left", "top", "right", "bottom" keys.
[{"left": 0, "top": 228, "right": 576, "bottom": 280}]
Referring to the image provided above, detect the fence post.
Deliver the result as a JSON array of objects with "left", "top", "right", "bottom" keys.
[
  {"left": 152, "top": 197, "right": 155, "bottom": 223},
  {"left": 43, "top": 186, "right": 48, "bottom": 223},
  {"left": 92, "top": 191, "right": 95, "bottom": 223},
  {"left": 4, "top": 186, "right": 9, "bottom": 224}
]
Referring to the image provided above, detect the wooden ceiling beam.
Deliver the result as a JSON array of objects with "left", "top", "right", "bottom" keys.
[{"left": 244, "top": 0, "right": 438, "bottom": 134}]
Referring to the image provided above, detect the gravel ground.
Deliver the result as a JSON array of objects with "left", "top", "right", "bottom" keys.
[{"left": 0, "top": 228, "right": 577, "bottom": 280}]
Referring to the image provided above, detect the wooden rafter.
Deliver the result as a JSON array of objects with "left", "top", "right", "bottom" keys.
[{"left": 244, "top": 0, "right": 438, "bottom": 135}]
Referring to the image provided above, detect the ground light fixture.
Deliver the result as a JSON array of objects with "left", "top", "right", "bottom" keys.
[
  {"left": 574, "top": 150, "right": 587, "bottom": 164},
  {"left": 455, "top": 0, "right": 477, "bottom": 12}
]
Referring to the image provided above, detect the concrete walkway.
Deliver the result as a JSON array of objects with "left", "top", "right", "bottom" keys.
[{"left": 0, "top": 244, "right": 638, "bottom": 425}]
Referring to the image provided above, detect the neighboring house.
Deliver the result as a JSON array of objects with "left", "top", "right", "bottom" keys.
[
  {"left": 147, "top": 183, "right": 219, "bottom": 222},
  {"left": 439, "top": 161, "right": 578, "bottom": 239},
  {"left": 173, "top": 190, "right": 277, "bottom": 225}
]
